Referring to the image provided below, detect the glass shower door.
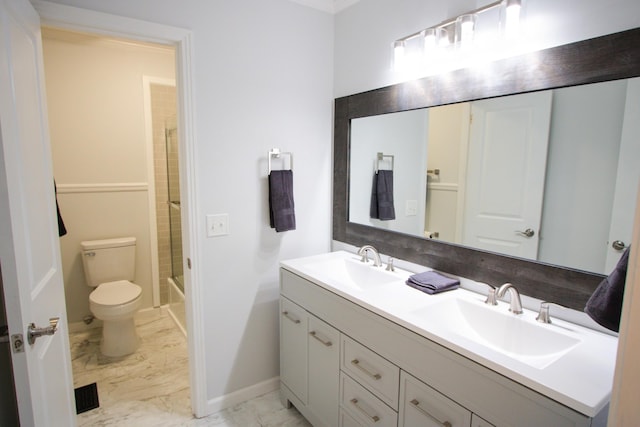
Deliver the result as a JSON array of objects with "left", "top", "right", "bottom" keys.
[{"left": 166, "top": 126, "right": 184, "bottom": 291}]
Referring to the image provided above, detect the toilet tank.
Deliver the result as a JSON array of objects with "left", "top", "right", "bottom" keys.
[{"left": 81, "top": 237, "right": 136, "bottom": 287}]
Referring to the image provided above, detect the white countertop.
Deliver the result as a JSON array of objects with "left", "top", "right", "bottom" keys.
[{"left": 281, "top": 250, "right": 618, "bottom": 418}]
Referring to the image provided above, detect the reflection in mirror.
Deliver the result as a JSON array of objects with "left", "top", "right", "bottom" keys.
[{"left": 350, "top": 78, "right": 640, "bottom": 275}]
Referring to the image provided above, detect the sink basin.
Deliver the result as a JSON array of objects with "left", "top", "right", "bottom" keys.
[
  {"left": 411, "top": 297, "right": 581, "bottom": 369},
  {"left": 302, "top": 256, "right": 403, "bottom": 291}
]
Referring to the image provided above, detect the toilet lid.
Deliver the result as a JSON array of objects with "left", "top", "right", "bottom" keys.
[{"left": 90, "top": 280, "right": 141, "bottom": 306}]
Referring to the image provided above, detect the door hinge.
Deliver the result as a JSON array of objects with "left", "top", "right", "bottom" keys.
[{"left": 187, "top": 258, "right": 192, "bottom": 269}]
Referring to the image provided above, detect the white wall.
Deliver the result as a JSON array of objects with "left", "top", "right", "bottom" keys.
[
  {"left": 334, "top": 0, "right": 640, "bottom": 97},
  {"left": 38, "top": 0, "right": 334, "bottom": 406},
  {"left": 42, "top": 29, "right": 176, "bottom": 323}
]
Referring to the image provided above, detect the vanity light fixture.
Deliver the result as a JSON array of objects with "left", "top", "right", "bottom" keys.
[{"left": 392, "top": 0, "right": 526, "bottom": 72}]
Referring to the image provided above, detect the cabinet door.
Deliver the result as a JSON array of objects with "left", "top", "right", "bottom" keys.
[
  {"left": 399, "top": 371, "right": 471, "bottom": 427},
  {"left": 308, "top": 315, "right": 340, "bottom": 427},
  {"left": 280, "top": 297, "right": 308, "bottom": 403}
]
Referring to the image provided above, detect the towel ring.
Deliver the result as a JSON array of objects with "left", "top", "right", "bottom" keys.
[
  {"left": 375, "top": 152, "right": 394, "bottom": 173},
  {"left": 268, "top": 148, "right": 293, "bottom": 174}
]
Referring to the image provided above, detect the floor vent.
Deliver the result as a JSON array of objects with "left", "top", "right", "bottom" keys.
[{"left": 74, "top": 382, "right": 99, "bottom": 414}]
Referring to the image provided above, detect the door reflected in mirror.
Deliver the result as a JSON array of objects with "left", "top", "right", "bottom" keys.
[{"left": 349, "top": 78, "right": 640, "bottom": 275}]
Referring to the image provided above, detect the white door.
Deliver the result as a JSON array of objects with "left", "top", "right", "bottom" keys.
[
  {"left": 605, "top": 78, "right": 640, "bottom": 272},
  {"left": 462, "top": 91, "right": 552, "bottom": 259},
  {"left": 0, "top": 0, "right": 76, "bottom": 425}
]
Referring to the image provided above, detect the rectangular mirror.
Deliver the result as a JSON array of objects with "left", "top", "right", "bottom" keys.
[
  {"left": 334, "top": 28, "right": 640, "bottom": 310},
  {"left": 349, "top": 79, "right": 640, "bottom": 275}
]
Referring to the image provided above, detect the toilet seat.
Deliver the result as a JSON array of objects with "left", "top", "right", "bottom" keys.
[{"left": 90, "top": 280, "right": 141, "bottom": 307}]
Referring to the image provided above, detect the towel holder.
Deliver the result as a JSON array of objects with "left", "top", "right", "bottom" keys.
[
  {"left": 375, "top": 152, "right": 394, "bottom": 173},
  {"left": 268, "top": 148, "right": 293, "bottom": 174}
]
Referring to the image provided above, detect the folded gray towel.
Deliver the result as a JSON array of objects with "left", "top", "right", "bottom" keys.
[
  {"left": 370, "top": 170, "right": 395, "bottom": 221},
  {"left": 585, "top": 247, "right": 630, "bottom": 332},
  {"left": 268, "top": 170, "right": 296, "bottom": 232},
  {"left": 406, "top": 271, "right": 460, "bottom": 295}
]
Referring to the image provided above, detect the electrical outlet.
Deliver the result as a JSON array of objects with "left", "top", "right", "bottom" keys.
[{"left": 206, "top": 214, "right": 229, "bottom": 237}]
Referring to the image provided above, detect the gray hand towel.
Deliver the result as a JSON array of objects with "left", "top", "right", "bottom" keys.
[
  {"left": 268, "top": 170, "right": 296, "bottom": 232},
  {"left": 370, "top": 170, "right": 395, "bottom": 221},
  {"left": 585, "top": 247, "right": 630, "bottom": 332},
  {"left": 406, "top": 271, "right": 460, "bottom": 295}
]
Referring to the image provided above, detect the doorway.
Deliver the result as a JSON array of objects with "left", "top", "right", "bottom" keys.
[{"left": 41, "top": 27, "right": 189, "bottom": 417}]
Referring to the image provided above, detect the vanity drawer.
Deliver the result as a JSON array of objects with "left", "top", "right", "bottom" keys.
[
  {"left": 340, "top": 372, "right": 397, "bottom": 427},
  {"left": 399, "top": 371, "right": 471, "bottom": 427},
  {"left": 340, "top": 408, "right": 364, "bottom": 427},
  {"left": 341, "top": 335, "right": 400, "bottom": 409}
]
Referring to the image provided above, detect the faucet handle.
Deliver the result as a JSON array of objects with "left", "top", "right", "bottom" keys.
[
  {"left": 479, "top": 283, "right": 498, "bottom": 306},
  {"left": 536, "top": 301, "right": 566, "bottom": 324},
  {"left": 385, "top": 257, "right": 395, "bottom": 272}
]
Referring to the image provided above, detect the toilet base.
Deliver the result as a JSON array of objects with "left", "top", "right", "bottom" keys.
[{"left": 100, "top": 317, "right": 139, "bottom": 357}]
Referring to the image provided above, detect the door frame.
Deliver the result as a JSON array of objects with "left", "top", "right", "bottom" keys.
[{"left": 32, "top": 1, "right": 206, "bottom": 417}]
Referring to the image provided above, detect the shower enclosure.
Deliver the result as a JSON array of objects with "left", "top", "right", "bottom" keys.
[{"left": 165, "top": 125, "right": 186, "bottom": 334}]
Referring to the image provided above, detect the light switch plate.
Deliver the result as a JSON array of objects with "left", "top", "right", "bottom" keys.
[
  {"left": 206, "top": 214, "right": 229, "bottom": 237},
  {"left": 405, "top": 200, "right": 418, "bottom": 216}
]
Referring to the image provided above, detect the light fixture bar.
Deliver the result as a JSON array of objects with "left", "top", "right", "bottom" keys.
[{"left": 394, "top": 0, "right": 503, "bottom": 44}]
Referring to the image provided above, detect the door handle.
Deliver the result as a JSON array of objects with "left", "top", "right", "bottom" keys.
[
  {"left": 27, "top": 317, "right": 59, "bottom": 345},
  {"left": 612, "top": 240, "right": 628, "bottom": 251},
  {"left": 516, "top": 228, "right": 535, "bottom": 238}
]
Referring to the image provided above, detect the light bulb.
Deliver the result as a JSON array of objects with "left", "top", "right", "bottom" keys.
[
  {"left": 393, "top": 40, "right": 406, "bottom": 71},
  {"left": 502, "top": 0, "right": 522, "bottom": 39},
  {"left": 456, "top": 14, "right": 477, "bottom": 47},
  {"left": 423, "top": 29, "right": 437, "bottom": 51}
]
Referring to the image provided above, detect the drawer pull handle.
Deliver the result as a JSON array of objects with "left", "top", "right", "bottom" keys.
[
  {"left": 282, "top": 311, "right": 301, "bottom": 324},
  {"left": 410, "top": 399, "right": 452, "bottom": 427},
  {"left": 351, "top": 359, "right": 382, "bottom": 380},
  {"left": 309, "top": 331, "right": 332, "bottom": 347},
  {"left": 350, "top": 398, "right": 380, "bottom": 423}
]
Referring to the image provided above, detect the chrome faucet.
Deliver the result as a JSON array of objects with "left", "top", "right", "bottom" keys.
[
  {"left": 496, "top": 283, "right": 523, "bottom": 314},
  {"left": 357, "top": 245, "right": 382, "bottom": 267}
]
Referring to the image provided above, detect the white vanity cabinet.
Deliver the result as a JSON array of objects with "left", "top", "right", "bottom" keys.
[
  {"left": 280, "top": 267, "right": 606, "bottom": 427},
  {"left": 280, "top": 296, "right": 340, "bottom": 427}
]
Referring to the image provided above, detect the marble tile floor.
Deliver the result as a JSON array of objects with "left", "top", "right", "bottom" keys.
[{"left": 69, "top": 313, "right": 311, "bottom": 426}]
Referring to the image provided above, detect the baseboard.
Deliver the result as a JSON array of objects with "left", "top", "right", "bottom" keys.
[{"left": 205, "top": 377, "right": 280, "bottom": 414}]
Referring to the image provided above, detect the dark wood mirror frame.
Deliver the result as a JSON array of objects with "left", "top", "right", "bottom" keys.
[{"left": 333, "top": 28, "right": 640, "bottom": 310}]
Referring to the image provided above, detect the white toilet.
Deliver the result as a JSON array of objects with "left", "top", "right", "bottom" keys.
[{"left": 81, "top": 237, "right": 142, "bottom": 357}]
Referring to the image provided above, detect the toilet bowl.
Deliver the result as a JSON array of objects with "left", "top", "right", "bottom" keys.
[
  {"left": 81, "top": 237, "right": 142, "bottom": 357},
  {"left": 89, "top": 280, "right": 142, "bottom": 357}
]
